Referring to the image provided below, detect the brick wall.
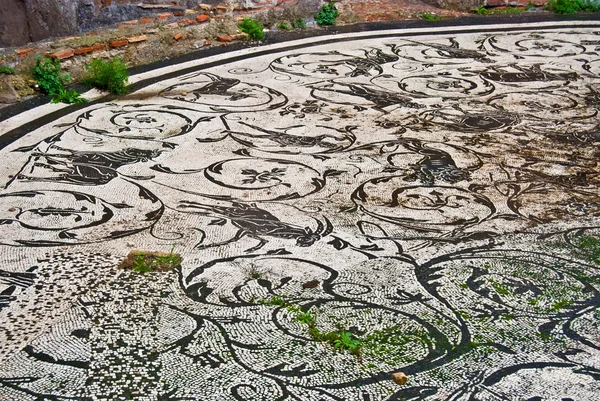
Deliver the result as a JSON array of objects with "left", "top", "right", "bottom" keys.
[
  {"left": 485, "top": 0, "right": 548, "bottom": 6},
  {"left": 0, "top": 0, "right": 235, "bottom": 47}
]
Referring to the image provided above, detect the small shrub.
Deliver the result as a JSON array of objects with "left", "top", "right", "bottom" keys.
[
  {"left": 545, "top": 0, "right": 599, "bottom": 13},
  {"left": 85, "top": 57, "right": 129, "bottom": 95},
  {"left": 278, "top": 22, "right": 291, "bottom": 30},
  {"left": 33, "top": 55, "right": 71, "bottom": 96},
  {"left": 51, "top": 88, "right": 87, "bottom": 104},
  {"left": 578, "top": 0, "right": 600, "bottom": 11},
  {"left": 419, "top": 12, "right": 440, "bottom": 21},
  {"left": 33, "top": 55, "right": 85, "bottom": 104},
  {"left": 238, "top": 17, "right": 265, "bottom": 40},
  {"left": 291, "top": 17, "right": 307, "bottom": 29},
  {"left": 0, "top": 65, "right": 15, "bottom": 75},
  {"left": 315, "top": 2, "right": 339, "bottom": 26}
]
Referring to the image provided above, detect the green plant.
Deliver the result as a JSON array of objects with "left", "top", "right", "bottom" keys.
[
  {"left": 472, "top": 5, "right": 489, "bottom": 14},
  {"left": 33, "top": 55, "right": 86, "bottom": 104},
  {"left": 85, "top": 57, "right": 129, "bottom": 94},
  {"left": 333, "top": 330, "right": 362, "bottom": 355},
  {"left": 278, "top": 22, "right": 291, "bottom": 31},
  {"left": 526, "top": 1, "right": 536, "bottom": 9},
  {"left": 315, "top": 2, "right": 339, "bottom": 26},
  {"left": 545, "top": 0, "right": 599, "bottom": 14},
  {"left": 260, "top": 295, "right": 288, "bottom": 307},
  {"left": 131, "top": 247, "right": 182, "bottom": 273},
  {"left": 51, "top": 88, "right": 87, "bottom": 104},
  {"left": 238, "top": 17, "right": 265, "bottom": 40},
  {"left": 295, "top": 311, "right": 316, "bottom": 326},
  {"left": 33, "top": 55, "right": 71, "bottom": 96},
  {"left": 0, "top": 65, "right": 15, "bottom": 75},
  {"left": 576, "top": 236, "right": 600, "bottom": 264},
  {"left": 419, "top": 12, "right": 440, "bottom": 21},
  {"left": 291, "top": 17, "right": 307, "bottom": 29}
]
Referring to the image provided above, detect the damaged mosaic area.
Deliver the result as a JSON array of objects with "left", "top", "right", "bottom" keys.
[{"left": 1, "top": 24, "right": 600, "bottom": 400}]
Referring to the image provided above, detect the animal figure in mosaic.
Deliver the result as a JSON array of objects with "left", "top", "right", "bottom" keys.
[
  {"left": 18, "top": 146, "right": 162, "bottom": 185},
  {"left": 179, "top": 201, "right": 333, "bottom": 252},
  {"left": 399, "top": 140, "right": 475, "bottom": 185},
  {"left": 391, "top": 38, "right": 493, "bottom": 63},
  {"left": 309, "top": 82, "right": 422, "bottom": 113},
  {"left": 224, "top": 121, "right": 357, "bottom": 152},
  {"left": 480, "top": 64, "right": 579, "bottom": 83}
]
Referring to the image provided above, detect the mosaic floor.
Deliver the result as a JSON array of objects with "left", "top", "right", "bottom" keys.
[{"left": 1, "top": 21, "right": 600, "bottom": 400}]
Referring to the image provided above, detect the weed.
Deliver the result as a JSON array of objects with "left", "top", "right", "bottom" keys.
[
  {"left": 260, "top": 295, "right": 288, "bottom": 307},
  {"left": 278, "top": 22, "right": 291, "bottom": 31},
  {"left": 455, "top": 310, "right": 471, "bottom": 320},
  {"left": 291, "top": 17, "right": 307, "bottom": 29},
  {"left": 295, "top": 311, "right": 316, "bottom": 326},
  {"left": 472, "top": 5, "right": 489, "bottom": 14},
  {"left": 333, "top": 330, "right": 362, "bottom": 355},
  {"left": 315, "top": 2, "right": 339, "bottom": 26},
  {"left": 238, "top": 17, "right": 265, "bottom": 40},
  {"left": 51, "top": 88, "right": 87, "bottom": 104},
  {"left": 85, "top": 57, "right": 129, "bottom": 95},
  {"left": 545, "top": 0, "right": 599, "bottom": 14},
  {"left": 550, "top": 300, "right": 573, "bottom": 312},
  {"left": 129, "top": 247, "right": 182, "bottom": 273},
  {"left": 419, "top": 12, "right": 440, "bottom": 21},
  {"left": 0, "top": 65, "right": 15, "bottom": 75},
  {"left": 527, "top": 1, "right": 536, "bottom": 9},
  {"left": 489, "top": 279, "right": 513, "bottom": 296},
  {"left": 33, "top": 55, "right": 86, "bottom": 104},
  {"left": 33, "top": 55, "right": 71, "bottom": 96},
  {"left": 575, "top": 236, "right": 600, "bottom": 264}
]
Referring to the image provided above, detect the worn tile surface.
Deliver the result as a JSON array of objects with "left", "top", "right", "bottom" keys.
[{"left": 1, "top": 23, "right": 600, "bottom": 400}]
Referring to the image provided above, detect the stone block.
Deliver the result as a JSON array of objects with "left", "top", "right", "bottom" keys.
[
  {"left": 127, "top": 35, "right": 147, "bottom": 43},
  {"left": 16, "top": 48, "right": 36, "bottom": 58},
  {"left": 52, "top": 49, "right": 74, "bottom": 59},
  {"left": 74, "top": 46, "right": 95, "bottom": 55},
  {"left": 178, "top": 19, "right": 196, "bottom": 26},
  {"left": 109, "top": 39, "right": 129, "bottom": 48}
]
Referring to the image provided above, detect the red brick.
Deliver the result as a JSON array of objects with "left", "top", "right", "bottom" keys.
[
  {"left": 121, "top": 19, "right": 138, "bottom": 25},
  {"left": 52, "top": 49, "right": 74, "bottom": 59},
  {"left": 203, "top": 39, "right": 211, "bottom": 46},
  {"left": 74, "top": 46, "right": 95, "bottom": 55},
  {"left": 139, "top": 16, "right": 154, "bottom": 24},
  {"left": 157, "top": 12, "right": 173, "bottom": 22},
  {"left": 217, "top": 35, "right": 232, "bottom": 42},
  {"left": 174, "top": 11, "right": 185, "bottom": 16},
  {"left": 92, "top": 44, "right": 106, "bottom": 52},
  {"left": 178, "top": 19, "right": 195, "bottom": 26},
  {"left": 196, "top": 14, "right": 209, "bottom": 23},
  {"left": 109, "top": 39, "right": 128, "bottom": 48},
  {"left": 485, "top": 0, "right": 506, "bottom": 5},
  {"left": 164, "top": 22, "right": 179, "bottom": 29},
  {"left": 127, "top": 34, "right": 147, "bottom": 43},
  {"left": 173, "top": 33, "right": 183, "bottom": 40},
  {"left": 216, "top": 5, "right": 228, "bottom": 12},
  {"left": 16, "top": 48, "right": 35, "bottom": 58}
]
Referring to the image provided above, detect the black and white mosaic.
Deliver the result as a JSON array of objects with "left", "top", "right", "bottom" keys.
[{"left": 1, "top": 23, "right": 600, "bottom": 400}]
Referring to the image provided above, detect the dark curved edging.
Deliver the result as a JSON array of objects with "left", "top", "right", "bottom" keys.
[{"left": 0, "top": 12, "right": 598, "bottom": 150}]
